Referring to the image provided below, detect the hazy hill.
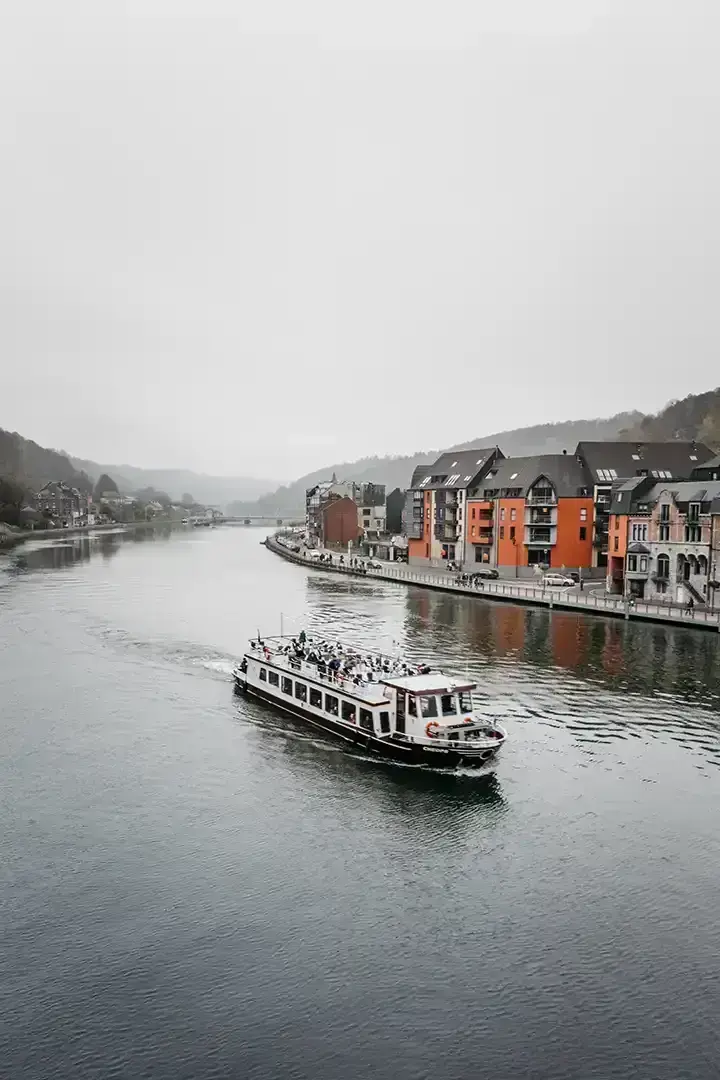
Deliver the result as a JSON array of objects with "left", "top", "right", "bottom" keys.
[
  {"left": 228, "top": 410, "right": 643, "bottom": 517},
  {"left": 618, "top": 387, "right": 720, "bottom": 449},
  {"left": 0, "top": 428, "right": 93, "bottom": 495},
  {"left": 68, "top": 457, "right": 277, "bottom": 507}
]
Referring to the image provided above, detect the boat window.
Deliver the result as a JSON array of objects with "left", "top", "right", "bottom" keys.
[
  {"left": 441, "top": 694, "right": 456, "bottom": 715},
  {"left": 459, "top": 691, "right": 473, "bottom": 713},
  {"left": 447, "top": 732, "right": 459, "bottom": 741},
  {"left": 359, "top": 708, "right": 374, "bottom": 731},
  {"left": 325, "top": 694, "right": 339, "bottom": 716},
  {"left": 342, "top": 701, "right": 356, "bottom": 724},
  {"left": 268, "top": 670, "right": 279, "bottom": 687},
  {"left": 420, "top": 696, "right": 438, "bottom": 719},
  {"left": 310, "top": 688, "right": 322, "bottom": 708},
  {"left": 295, "top": 682, "right": 307, "bottom": 702},
  {"left": 396, "top": 692, "right": 406, "bottom": 733},
  {"left": 408, "top": 696, "right": 417, "bottom": 717},
  {"left": 281, "top": 677, "right": 293, "bottom": 696},
  {"left": 379, "top": 711, "right": 390, "bottom": 734},
  {"left": 259, "top": 668, "right": 267, "bottom": 682}
]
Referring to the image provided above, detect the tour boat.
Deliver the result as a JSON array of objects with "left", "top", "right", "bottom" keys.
[{"left": 233, "top": 634, "right": 507, "bottom": 768}]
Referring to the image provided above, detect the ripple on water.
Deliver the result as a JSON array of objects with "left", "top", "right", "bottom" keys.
[{"left": 3, "top": 529, "right": 720, "bottom": 1080}]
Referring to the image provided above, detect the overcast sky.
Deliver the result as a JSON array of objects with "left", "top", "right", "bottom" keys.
[{"left": 2, "top": 1, "right": 719, "bottom": 481}]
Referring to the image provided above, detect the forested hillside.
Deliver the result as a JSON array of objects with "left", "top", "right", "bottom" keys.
[
  {"left": 0, "top": 428, "right": 92, "bottom": 494},
  {"left": 228, "top": 410, "right": 642, "bottom": 517},
  {"left": 618, "top": 388, "right": 720, "bottom": 448}
]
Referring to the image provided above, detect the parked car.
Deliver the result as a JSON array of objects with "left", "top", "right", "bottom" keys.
[
  {"left": 472, "top": 567, "right": 499, "bottom": 580},
  {"left": 543, "top": 572, "right": 575, "bottom": 587},
  {"left": 366, "top": 560, "right": 382, "bottom": 569},
  {"left": 308, "top": 550, "right": 322, "bottom": 560}
]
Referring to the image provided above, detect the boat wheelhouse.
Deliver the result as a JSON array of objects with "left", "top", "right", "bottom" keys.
[{"left": 233, "top": 635, "right": 506, "bottom": 768}]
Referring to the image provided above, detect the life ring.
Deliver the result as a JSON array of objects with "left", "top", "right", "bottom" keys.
[{"left": 425, "top": 721, "right": 440, "bottom": 739}]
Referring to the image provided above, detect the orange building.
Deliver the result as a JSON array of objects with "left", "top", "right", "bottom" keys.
[
  {"left": 466, "top": 455, "right": 594, "bottom": 574},
  {"left": 406, "top": 447, "right": 504, "bottom": 565}
]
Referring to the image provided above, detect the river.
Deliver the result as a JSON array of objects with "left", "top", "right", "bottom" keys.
[{"left": 2, "top": 526, "right": 720, "bottom": 1080}]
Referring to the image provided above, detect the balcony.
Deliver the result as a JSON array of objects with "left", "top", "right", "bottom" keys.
[
  {"left": 528, "top": 494, "right": 557, "bottom": 506},
  {"left": 525, "top": 527, "right": 555, "bottom": 545},
  {"left": 525, "top": 507, "right": 556, "bottom": 525}
]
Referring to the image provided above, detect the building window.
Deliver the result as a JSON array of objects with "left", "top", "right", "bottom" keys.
[
  {"left": 580, "top": 508, "right": 587, "bottom": 521},
  {"left": 627, "top": 555, "right": 637, "bottom": 572},
  {"left": 640, "top": 557, "right": 648, "bottom": 572},
  {"left": 579, "top": 527, "right": 587, "bottom": 541},
  {"left": 685, "top": 524, "right": 701, "bottom": 543},
  {"left": 660, "top": 504, "right": 670, "bottom": 522},
  {"left": 295, "top": 682, "right": 307, "bottom": 702},
  {"left": 500, "top": 526, "right": 505, "bottom": 540},
  {"left": 472, "top": 507, "right": 476, "bottom": 519},
  {"left": 657, "top": 554, "right": 670, "bottom": 579},
  {"left": 510, "top": 526, "right": 516, "bottom": 541},
  {"left": 471, "top": 525, "right": 476, "bottom": 537},
  {"left": 310, "top": 687, "right": 322, "bottom": 708},
  {"left": 614, "top": 537, "right": 619, "bottom": 552},
  {"left": 268, "top": 670, "right": 279, "bottom": 686},
  {"left": 500, "top": 507, "right": 505, "bottom": 522},
  {"left": 259, "top": 668, "right": 267, "bottom": 682},
  {"left": 325, "top": 694, "right": 339, "bottom": 716},
  {"left": 510, "top": 508, "right": 516, "bottom": 522},
  {"left": 281, "top": 677, "right": 293, "bottom": 696},
  {"left": 659, "top": 524, "right": 670, "bottom": 542}
]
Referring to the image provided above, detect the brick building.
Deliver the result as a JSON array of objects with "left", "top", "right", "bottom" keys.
[
  {"left": 607, "top": 477, "right": 720, "bottom": 605},
  {"left": 466, "top": 454, "right": 594, "bottom": 574},
  {"left": 406, "top": 447, "right": 504, "bottom": 565},
  {"left": 323, "top": 496, "right": 361, "bottom": 547}
]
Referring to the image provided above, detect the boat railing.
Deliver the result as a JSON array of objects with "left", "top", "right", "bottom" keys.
[{"left": 255, "top": 647, "right": 389, "bottom": 701}]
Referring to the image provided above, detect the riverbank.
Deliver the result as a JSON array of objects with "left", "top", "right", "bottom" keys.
[
  {"left": 266, "top": 534, "right": 720, "bottom": 634},
  {"left": 0, "top": 518, "right": 187, "bottom": 550}
]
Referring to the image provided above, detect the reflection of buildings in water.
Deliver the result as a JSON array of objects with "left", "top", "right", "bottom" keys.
[
  {"left": 15, "top": 537, "right": 93, "bottom": 574},
  {"left": 549, "top": 614, "right": 590, "bottom": 672},
  {"left": 490, "top": 604, "right": 527, "bottom": 656},
  {"left": 600, "top": 622, "right": 628, "bottom": 678}
]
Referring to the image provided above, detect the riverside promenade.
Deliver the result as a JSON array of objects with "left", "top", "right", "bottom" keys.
[{"left": 266, "top": 534, "right": 720, "bottom": 635}]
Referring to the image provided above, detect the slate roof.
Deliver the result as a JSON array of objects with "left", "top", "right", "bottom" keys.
[
  {"left": 611, "top": 478, "right": 720, "bottom": 514},
  {"left": 608, "top": 476, "right": 654, "bottom": 514},
  {"left": 574, "top": 441, "right": 715, "bottom": 484},
  {"left": 690, "top": 453, "right": 720, "bottom": 477},
  {"left": 412, "top": 447, "right": 503, "bottom": 491},
  {"left": 475, "top": 454, "right": 592, "bottom": 499},
  {"left": 408, "top": 464, "right": 433, "bottom": 489}
]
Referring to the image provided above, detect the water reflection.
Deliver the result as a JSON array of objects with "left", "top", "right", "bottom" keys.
[
  {"left": 400, "top": 587, "right": 720, "bottom": 762},
  {"left": 2, "top": 525, "right": 177, "bottom": 578}
]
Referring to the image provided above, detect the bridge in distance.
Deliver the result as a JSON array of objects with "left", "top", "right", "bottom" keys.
[{"left": 190, "top": 516, "right": 303, "bottom": 527}]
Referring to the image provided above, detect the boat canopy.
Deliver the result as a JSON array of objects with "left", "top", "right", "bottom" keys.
[{"left": 379, "top": 674, "right": 476, "bottom": 695}]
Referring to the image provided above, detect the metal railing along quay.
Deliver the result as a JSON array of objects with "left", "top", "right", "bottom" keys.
[{"left": 266, "top": 536, "right": 720, "bottom": 633}]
